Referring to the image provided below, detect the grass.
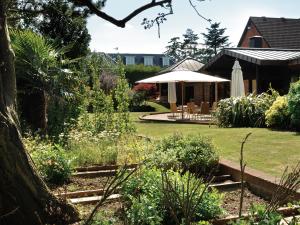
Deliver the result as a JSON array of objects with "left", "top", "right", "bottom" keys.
[{"left": 130, "top": 112, "right": 300, "bottom": 177}]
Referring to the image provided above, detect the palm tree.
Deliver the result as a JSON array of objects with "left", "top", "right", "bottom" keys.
[{"left": 11, "top": 29, "right": 73, "bottom": 133}]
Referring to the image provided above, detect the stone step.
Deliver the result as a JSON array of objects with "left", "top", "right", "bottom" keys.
[{"left": 69, "top": 194, "right": 121, "bottom": 205}]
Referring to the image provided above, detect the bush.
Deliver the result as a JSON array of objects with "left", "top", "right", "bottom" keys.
[
  {"left": 125, "top": 64, "right": 161, "bottom": 85},
  {"left": 129, "top": 91, "right": 156, "bottom": 112},
  {"left": 287, "top": 80, "right": 300, "bottom": 131},
  {"left": 149, "top": 134, "right": 219, "bottom": 175},
  {"left": 265, "top": 96, "right": 291, "bottom": 129},
  {"left": 64, "top": 130, "right": 149, "bottom": 167},
  {"left": 215, "top": 90, "right": 278, "bottom": 128},
  {"left": 122, "top": 168, "right": 223, "bottom": 224},
  {"left": 31, "top": 144, "right": 72, "bottom": 184},
  {"left": 133, "top": 83, "right": 157, "bottom": 98}
]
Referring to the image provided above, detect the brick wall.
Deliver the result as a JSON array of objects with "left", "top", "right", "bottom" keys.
[{"left": 239, "top": 22, "right": 269, "bottom": 48}]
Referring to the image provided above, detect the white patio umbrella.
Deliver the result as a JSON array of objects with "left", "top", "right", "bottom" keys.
[
  {"left": 231, "top": 60, "right": 245, "bottom": 97},
  {"left": 137, "top": 71, "right": 229, "bottom": 119},
  {"left": 168, "top": 82, "right": 177, "bottom": 103}
]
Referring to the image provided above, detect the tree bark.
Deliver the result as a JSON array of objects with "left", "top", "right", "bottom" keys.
[{"left": 0, "top": 2, "right": 79, "bottom": 224}]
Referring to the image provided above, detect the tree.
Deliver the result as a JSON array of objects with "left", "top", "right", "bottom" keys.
[
  {"left": 165, "top": 29, "right": 208, "bottom": 63},
  {"left": 0, "top": 1, "right": 177, "bottom": 224},
  {"left": 165, "top": 37, "right": 183, "bottom": 62},
  {"left": 39, "top": 0, "right": 91, "bottom": 59},
  {"left": 202, "top": 22, "right": 230, "bottom": 56},
  {"left": 10, "top": 0, "right": 91, "bottom": 59}
]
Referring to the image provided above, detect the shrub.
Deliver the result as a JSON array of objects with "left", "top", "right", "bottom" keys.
[
  {"left": 122, "top": 168, "right": 223, "bottom": 224},
  {"left": 31, "top": 144, "right": 72, "bottom": 184},
  {"left": 149, "top": 134, "right": 219, "bottom": 175},
  {"left": 265, "top": 96, "right": 291, "bottom": 129},
  {"left": 133, "top": 83, "right": 157, "bottom": 98},
  {"left": 129, "top": 91, "right": 156, "bottom": 112},
  {"left": 287, "top": 80, "right": 300, "bottom": 131},
  {"left": 65, "top": 130, "right": 149, "bottom": 167},
  {"left": 215, "top": 90, "right": 278, "bottom": 128},
  {"left": 125, "top": 64, "right": 161, "bottom": 85}
]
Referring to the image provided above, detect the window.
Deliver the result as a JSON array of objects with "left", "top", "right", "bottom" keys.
[
  {"left": 144, "top": 56, "right": 153, "bottom": 66},
  {"left": 162, "top": 56, "right": 170, "bottom": 66},
  {"left": 125, "top": 56, "right": 135, "bottom": 65}
]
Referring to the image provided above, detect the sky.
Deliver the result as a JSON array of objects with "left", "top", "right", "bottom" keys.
[{"left": 87, "top": 0, "right": 300, "bottom": 54}]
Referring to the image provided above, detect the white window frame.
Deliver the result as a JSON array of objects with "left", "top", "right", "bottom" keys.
[
  {"left": 162, "top": 56, "right": 170, "bottom": 66},
  {"left": 125, "top": 56, "right": 135, "bottom": 65},
  {"left": 144, "top": 56, "right": 154, "bottom": 66}
]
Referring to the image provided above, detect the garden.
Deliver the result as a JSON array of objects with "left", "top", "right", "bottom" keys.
[{"left": 13, "top": 29, "right": 299, "bottom": 225}]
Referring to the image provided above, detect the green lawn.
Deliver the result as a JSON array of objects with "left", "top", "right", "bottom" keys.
[{"left": 131, "top": 112, "right": 300, "bottom": 177}]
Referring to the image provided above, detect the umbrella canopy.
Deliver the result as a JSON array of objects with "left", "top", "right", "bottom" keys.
[
  {"left": 231, "top": 60, "right": 245, "bottom": 97},
  {"left": 136, "top": 70, "right": 229, "bottom": 83},
  {"left": 168, "top": 82, "right": 177, "bottom": 103}
]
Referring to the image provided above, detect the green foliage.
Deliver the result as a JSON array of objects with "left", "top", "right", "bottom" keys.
[
  {"left": 125, "top": 64, "right": 161, "bottom": 86},
  {"left": 149, "top": 134, "right": 219, "bottom": 175},
  {"left": 114, "top": 61, "right": 134, "bottom": 133},
  {"left": 202, "top": 22, "right": 230, "bottom": 56},
  {"left": 11, "top": 29, "right": 83, "bottom": 140},
  {"left": 65, "top": 130, "right": 148, "bottom": 167},
  {"left": 122, "top": 168, "right": 223, "bottom": 224},
  {"left": 287, "top": 80, "right": 300, "bottom": 131},
  {"left": 165, "top": 29, "right": 211, "bottom": 63},
  {"left": 215, "top": 91, "right": 279, "bottom": 128},
  {"left": 18, "top": 0, "right": 90, "bottom": 59},
  {"left": 230, "top": 204, "right": 299, "bottom": 225},
  {"left": 265, "top": 96, "right": 291, "bottom": 129},
  {"left": 31, "top": 142, "right": 72, "bottom": 184}
]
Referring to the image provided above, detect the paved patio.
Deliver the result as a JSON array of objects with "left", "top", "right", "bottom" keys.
[{"left": 139, "top": 112, "right": 214, "bottom": 124}]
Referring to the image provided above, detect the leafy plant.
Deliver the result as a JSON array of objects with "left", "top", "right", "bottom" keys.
[
  {"left": 287, "top": 80, "right": 300, "bottom": 131},
  {"left": 31, "top": 144, "right": 72, "bottom": 184},
  {"left": 215, "top": 90, "right": 278, "bottom": 128},
  {"left": 149, "top": 133, "right": 219, "bottom": 175},
  {"left": 265, "top": 96, "right": 291, "bottom": 129},
  {"left": 122, "top": 168, "right": 223, "bottom": 225}
]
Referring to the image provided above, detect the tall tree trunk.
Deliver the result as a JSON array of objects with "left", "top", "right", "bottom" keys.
[{"left": 0, "top": 2, "right": 78, "bottom": 224}]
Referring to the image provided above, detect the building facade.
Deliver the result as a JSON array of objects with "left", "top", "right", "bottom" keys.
[{"left": 108, "top": 53, "right": 171, "bottom": 67}]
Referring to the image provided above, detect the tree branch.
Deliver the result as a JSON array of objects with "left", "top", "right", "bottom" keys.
[
  {"left": 76, "top": 0, "right": 172, "bottom": 28},
  {"left": 188, "top": 0, "right": 211, "bottom": 23}
]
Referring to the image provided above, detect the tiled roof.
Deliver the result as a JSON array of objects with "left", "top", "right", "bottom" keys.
[
  {"left": 201, "top": 48, "right": 300, "bottom": 70},
  {"left": 159, "top": 57, "right": 204, "bottom": 74},
  {"left": 240, "top": 17, "right": 300, "bottom": 49}
]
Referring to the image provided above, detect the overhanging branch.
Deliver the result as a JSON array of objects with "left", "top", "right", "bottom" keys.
[{"left": 76, "top": 0, "right": 172, "bottom": 28}]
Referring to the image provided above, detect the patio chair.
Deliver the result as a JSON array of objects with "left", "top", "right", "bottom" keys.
[
  {"left": 187, "top": 102, "right": 200, "bottom": 120},
  {"left": 197, "top": 102, "right": 210, "bottom": 120},
  {"left": 210, "top": 102, "right": 218, "bottom": 114}
]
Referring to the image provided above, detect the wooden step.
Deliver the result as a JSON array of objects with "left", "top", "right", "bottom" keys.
[
  {"left": 73, "top": 168, "right": 135, "bottom": 178},
  {"left": 209, "top": 181, "right": 242, "bottom": 191},
  {"left": 211, "top": 175, "right": 232, "bottom": 183},
  {"left": 55, "top": 188, "right": 120, "bottom": 198},
  {"left": 69, "top": 194, "right": 121, "bottom": 205},
  {"left": 75, "top": 164, "right": 138, "bottom": 172},
  {"left": 73, "top": 169, "right": 117, "bottom": 178}
]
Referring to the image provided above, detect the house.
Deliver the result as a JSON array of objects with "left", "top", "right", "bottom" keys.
[
  {"left": 107, "top": 53, "right": 171, "bottom": 67},
  {"left": 201, "top": 17, "right": 300, "bottom": 99}
]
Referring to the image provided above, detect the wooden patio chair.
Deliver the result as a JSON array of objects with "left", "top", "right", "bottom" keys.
[
  {"left": 197, "top": 102, "right": 210, "bottom": 120},
  {"left": 187, "top": 102, "right": 200, "bottom": 120}
]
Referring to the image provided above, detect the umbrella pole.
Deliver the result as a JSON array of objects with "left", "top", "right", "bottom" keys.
[
  {"left": 181, "top": 81, "right": 184, "bottom": 119},
  {"left": 215, "top": 82, "right": 218, "bottom": 103}
]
